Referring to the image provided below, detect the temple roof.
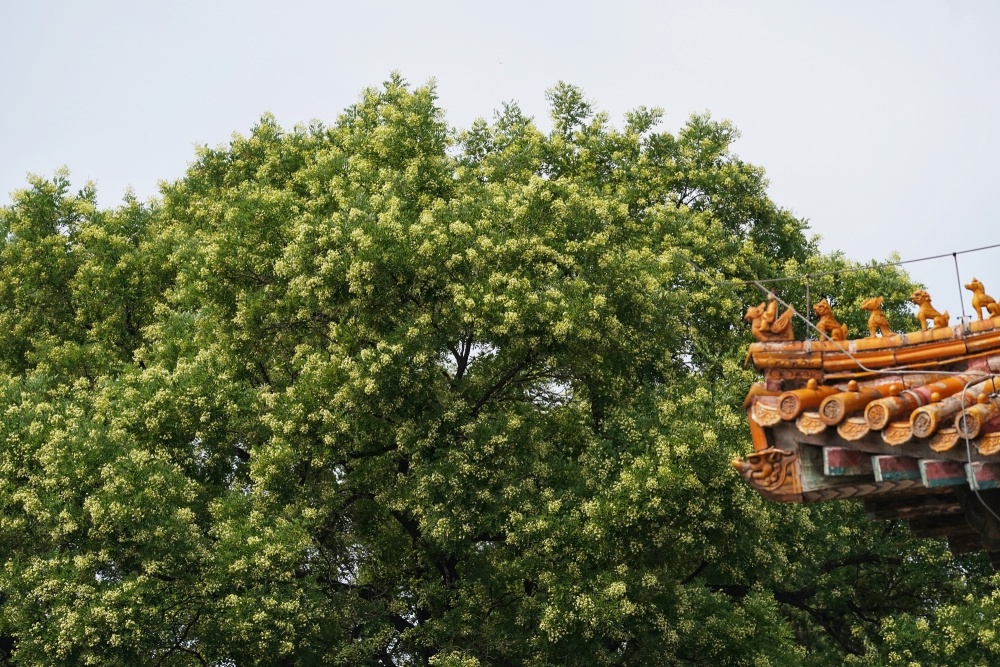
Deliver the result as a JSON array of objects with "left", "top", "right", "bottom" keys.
[
  {"left": 748, "top": 315, "right": 1000, "bottom": 376},
  {"left": 738, "top": 297, "right": 1000, "bottom": 564},
  {"left": 749, "top": 371, "right": 1000, "bottom": 453}
]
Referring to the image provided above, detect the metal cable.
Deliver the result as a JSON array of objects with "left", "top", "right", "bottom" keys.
[
  {"left": 716, "top": 241, "right": 1000, "bottom": 287},
  {"left": 954, "top": 253, "right": 969, "bottom": 325}
]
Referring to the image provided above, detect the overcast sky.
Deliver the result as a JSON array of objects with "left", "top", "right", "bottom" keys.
[{"left": 3, "top": 0, "right": 999, "bottom": 318}]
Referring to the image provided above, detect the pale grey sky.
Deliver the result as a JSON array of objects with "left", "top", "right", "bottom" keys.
[{"left": 3, "top": 0, "right": 999, "bottom": 316}]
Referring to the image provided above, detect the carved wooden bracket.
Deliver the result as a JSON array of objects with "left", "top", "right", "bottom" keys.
[{"left": 732, "top": 447, "right": 802, "bottom": 502}]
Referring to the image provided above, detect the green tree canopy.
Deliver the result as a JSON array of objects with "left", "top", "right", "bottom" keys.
[{"left": 0, "top": 76, "right": 985, "bottom": 666}]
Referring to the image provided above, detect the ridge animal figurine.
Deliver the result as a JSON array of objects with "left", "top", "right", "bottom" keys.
[
  {"left": 813, "top": 298, "right": 848, "bottom": 341},
  {"left": 861, "top": 296, "right": 892, "bottom": 337},
  {"left": 965, "top": 277, "right": 1000, "bottom": 320},
  {"left": 745, "top": 294, "right": 795, "bottom": 342},
  {"left": 910, "top": 289, "right": 950, "bottom": 330}
]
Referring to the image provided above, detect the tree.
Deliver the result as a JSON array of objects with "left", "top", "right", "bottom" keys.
[{"left": 0, "top": 75, "right": 986, "bottom": 666}]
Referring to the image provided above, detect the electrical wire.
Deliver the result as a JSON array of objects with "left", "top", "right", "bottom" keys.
[
  {"left": 716, "top": 241, "right": 1000, "bottom": 288},
  {"left": 953, "top": 253, "right": 969, "bottom": 325}
]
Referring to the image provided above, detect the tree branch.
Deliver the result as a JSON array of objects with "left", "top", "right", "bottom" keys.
[
  {"left": 681, "top": 559, "right": 709, "bottom": 585},
  {"left": 389, "top": 509, "right": 422, "bottom": 545},
  {"left": 471, "top": 353, "right": 534, "bottom": 417},
  {"left": 821, "top": 553, "right": 902, "bottom": 574}
]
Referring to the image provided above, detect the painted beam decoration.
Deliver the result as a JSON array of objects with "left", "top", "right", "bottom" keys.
[{"left": 738, "top": 283, "right": 1000, "bottom": 563}]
